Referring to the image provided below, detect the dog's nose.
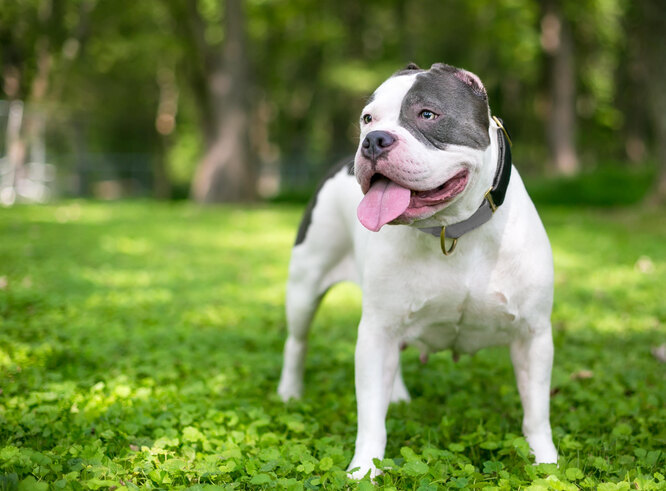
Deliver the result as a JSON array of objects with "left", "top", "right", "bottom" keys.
[{"left": 361, "top": 131, "right": 396, "bottom": 160}]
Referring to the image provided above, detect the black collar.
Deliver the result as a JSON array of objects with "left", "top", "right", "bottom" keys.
[{"left": 419, "top": 116, "right": 512, "bottom": 255}]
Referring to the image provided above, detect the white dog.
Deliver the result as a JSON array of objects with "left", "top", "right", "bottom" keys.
[{"left": 278, "top": 62, "right": 557, "bottom": 478}]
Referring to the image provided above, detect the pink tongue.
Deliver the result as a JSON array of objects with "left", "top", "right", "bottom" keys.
[{"left": 357, "top": 177, "right": 411, "bottom": 231}]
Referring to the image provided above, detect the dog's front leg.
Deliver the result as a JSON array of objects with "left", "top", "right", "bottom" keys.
[
  {"left": 347, "top": 317, "right": 400, "bottom": 479},
  {"left": 510, "top": 327, "right": 558, "bottom": 464}
]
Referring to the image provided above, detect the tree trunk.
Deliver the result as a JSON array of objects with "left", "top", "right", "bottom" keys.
[
  {"left": 190, "top": 0, "right": 257, "bottom": 202},
  {"left": 540, "top": 0, "right": 579, "bottom": 175},
  {"left": 633, "top": 0, "right": 666, "bottom": 204},
  {"left": 25, "top": 37, "right": 52, "bottom": 168},
  {"left": 2, "top": 101, "right": 25, "bottom": 205},
  {"left": 153, "top": 65, "right": 179, "bottom": 199},
  {"left": 652, "top": 128, "right": 666, "bottom": 204},
  {"left": 72, "top": 120, "right": 89, "bottom": 196}
]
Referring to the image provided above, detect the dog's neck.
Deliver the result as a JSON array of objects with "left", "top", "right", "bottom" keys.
[{"left": 417, "top": 117, "right": 512, "bottom": 252}]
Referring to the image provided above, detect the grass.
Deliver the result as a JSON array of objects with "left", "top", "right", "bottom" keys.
[
  {"left": 525, "top": 164, "right": 656, "bottom": 207},
  {"left": 0, "top": 200, "right": 664, "bottom": 490}
]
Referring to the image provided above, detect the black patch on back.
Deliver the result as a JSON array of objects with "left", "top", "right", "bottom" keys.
[
  {"left": 294, "top": 158, "right": 354, "bottom": 246},
  {"left": 398, "top": 63, "right": 490, "bottom": 150}
]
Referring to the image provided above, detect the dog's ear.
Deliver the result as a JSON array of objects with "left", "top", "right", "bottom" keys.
[
  {"left": 431, "top": 63, "right": 487, "bottom": 100},
  {"left": 393, "top": 62, "right": 423, "bottom": 77},
  {"left": 453, "top": 68, "right": 487, "bottom": 100}
]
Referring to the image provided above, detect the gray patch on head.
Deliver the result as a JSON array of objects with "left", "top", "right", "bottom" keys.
[
  {"left": 295, "top": 158, "right": 354, "bottom": 246},
  {"left": 398, "top": 63, "right": 490, "bottom": 150}
]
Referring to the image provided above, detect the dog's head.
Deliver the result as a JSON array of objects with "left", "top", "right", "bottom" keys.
[{"left": 355, "top": 63, "right": 495, "bottom": 231}]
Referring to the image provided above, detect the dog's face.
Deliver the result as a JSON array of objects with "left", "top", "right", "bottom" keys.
[{"left": 355, "top": 63, "right": 492, "bottom": 231}]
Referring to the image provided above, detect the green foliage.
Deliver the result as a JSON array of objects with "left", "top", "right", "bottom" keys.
[
  {"left": 276, "top": 163, "right": 658, "bottom": 206},
  {"left": 0, "top": 202, "right": 664, "bottom": 489},
  {"left": 1, "top": 0, "right": 646, "bottom": 194},
  {"left": 525, "top": 163, "right": 656, "bottom": 206}
]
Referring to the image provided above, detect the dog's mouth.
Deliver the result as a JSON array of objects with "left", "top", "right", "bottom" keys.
[{"left": 357, "top": 169, "right": 469, "bottom": 232}]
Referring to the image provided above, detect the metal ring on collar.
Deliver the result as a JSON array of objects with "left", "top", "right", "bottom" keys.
[{"left": 440, "top": 227, "right": 457, "bottom": 256}]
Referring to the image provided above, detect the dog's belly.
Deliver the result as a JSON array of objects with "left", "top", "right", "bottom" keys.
[{"left": 398, "top": 288, "right": 525, "bottom": 355}]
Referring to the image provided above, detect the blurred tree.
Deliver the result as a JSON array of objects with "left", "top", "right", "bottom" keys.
[
  {"left": 153, "top": 63, "right": 179, "bottom": 199},
  {"left": 0, "top": 0, "right": 86, "bottom": 197},
  {"left": 166, "top": 0, "right": 257, "bottom": 203},
  {"left": 2, "top": 0, "right": 661, "bottom": 202},
  {"left": 0, "top": 0, "right": 179, "bottom": 198},
  {"left": 629, "top": 0, "right": 666, "bottom": 203},
  {"left": 539, "top": 0, "right": 578, "bottom": 175}
]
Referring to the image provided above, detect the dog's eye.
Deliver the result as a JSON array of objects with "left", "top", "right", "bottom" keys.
[
  {"left": 419, "top": 110, "right": 438, "bottom": 120},
  {"left": 362, "top": 114, "right": 372, "bottom": 124}
]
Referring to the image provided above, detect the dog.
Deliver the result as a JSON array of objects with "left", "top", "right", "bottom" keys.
[{"left": 277, "top": 62, "right": 557, "bottom": 479}]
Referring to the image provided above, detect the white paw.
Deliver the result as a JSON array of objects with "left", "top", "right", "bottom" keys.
[
  {"left": 347, "top": 462, "right": 381, "bottom": 481},
  {"left": 277, "top": 378, "right": 302, "bottom": 402},
  {"left": 528, "top": 434, "right": 558, "bottom": 464}
]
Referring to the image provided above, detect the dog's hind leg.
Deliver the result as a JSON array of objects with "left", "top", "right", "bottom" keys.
[
  {"left": 278, "top": 164, "right": 357, "bottom": 401},
  {"left": 277, "top": 264, "right": 320, "bottom": 401},
  {"left": 277, "top": 250, "right": 353, "bottom": 400},
  {"left": 391, "top": 365, "right": 411, "bottom": 403}
]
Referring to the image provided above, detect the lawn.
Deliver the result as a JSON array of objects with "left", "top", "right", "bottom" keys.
[{"left": 0, "top": 201, "right": 664, "bottom": 490}]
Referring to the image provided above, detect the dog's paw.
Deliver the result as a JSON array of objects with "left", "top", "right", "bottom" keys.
[
  {"left": 277, "top": 380, "right": 303, "bottom": 402},
  {"left": 528, "top": 434, "right": 558, "bottom": 464},
  {"left": 347, "top": 464, "right": 381, "bottom": 481},
  {"left": 533, "top": 448, "right": 558, "bottom": 465}
]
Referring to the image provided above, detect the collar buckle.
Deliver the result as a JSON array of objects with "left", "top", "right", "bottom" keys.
[{"left": 492, "top": 116, "right": 512, "bottom": 147}]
